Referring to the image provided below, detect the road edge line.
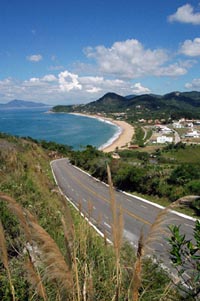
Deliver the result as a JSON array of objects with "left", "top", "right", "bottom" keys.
[
  {"left": 51, "top": 158, "right": 197, "bottom": 222},
  {"left": 50, "top": 160, "right": 112, "bottom": 245}
]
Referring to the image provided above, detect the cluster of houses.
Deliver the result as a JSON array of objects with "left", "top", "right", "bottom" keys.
[
  {"left": 149, "top": 119, "right": 200, "bottom": 144},
  {"left": 173, "top": 119, "right": 200, "bottom": 139},
  {"left": 151, "top": 125, "right": 174, "bottom": 144}
]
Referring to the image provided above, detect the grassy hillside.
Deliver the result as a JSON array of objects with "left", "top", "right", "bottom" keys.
[
  {"left": 51, "top": 91, "right": 200, "bottom": 120},
  {"left": 0, "top": 134, "right": 194, "bottom": 300}
]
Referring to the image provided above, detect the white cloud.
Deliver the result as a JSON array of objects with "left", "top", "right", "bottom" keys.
[
  {"left": 86, "top": 87, "right": 102, "bottom": 93},
  {"left": 79, "top": 76, "right": 103, "bottom": 94},
  {"left": 23, "top": 75, "right": 57, "bottom": 86},
  {"left": 0, "top": 38, "right": 195, "bottom": 104},
  {"left": 131, "top": 83, "right": 151, "bottom": 94},
  {"left": 26, "top": 54, "right": 43, "bottom": 62},
  {"left": 79, "top": 76, "right": 129, "bottom": 94},
  {"left": 79, "top": 76, "right": 104, "bottom": 85},
  {"left": 155, "top": 63, "right": 187, "bottom": 76},
  {"left": 42, "top": 74, "right": 57, "bottom": 82},
  {"left": 168, "top": 4, "right": 200, "bottom": 25},
  {"left": 84, "top": 39, "right": 189, "bottom": 78},
  {"left": 0, "top": 71, "right": 151, "bottom": 104},
  {"left": 58, "top": 70, "right": 82, "bottom": 92},
  {"left": 0, "top": 78, "right": 12, "bottom": 85},
  {"left": 29, "top": 77, "right": 40, "bottom": 83},
  {"left": 185, "top": 78, "right": 200, "bottom": 90},
  {"left": 180, "top": 38, "right": 200, "bottom": 56}
]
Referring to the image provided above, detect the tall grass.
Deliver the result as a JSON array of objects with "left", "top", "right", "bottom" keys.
[
  {"left": 0, "top": 190, "right": 193, "bottom": 300},
  {"left": 0, "top": 219, "right": 16, "bottom": 301},
  {"left": 131, "top": 231, "right": 144, "bottom": 301},
  {"left": 107, "top": 164, "right": 124, "bottom": 301},
  {"left": 0, "top": 192, "right": 73, "bottom": 300},
  {"left": 25, "top": 250, "right": 47, "bottom": 301}
]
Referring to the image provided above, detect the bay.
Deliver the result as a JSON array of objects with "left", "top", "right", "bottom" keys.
[{"left": 0, "top": 108, "right": 119, "bottom": 150}]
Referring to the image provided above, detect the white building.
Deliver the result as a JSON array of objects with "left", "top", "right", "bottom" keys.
[
  {"left": 155, "top": 125, "right": 173, "bottom": 133},
  {"left": 185, "top": 130, "right": 200, "bottom": 138},
  {"left": 187, "top": 122, "right": 193, "bottom": 128},
  {"left": 173, "top": 122, "right": 183, "bottom": 129},
  {"left": 157, "top": 136, "right": 173, "bottom": 143}
]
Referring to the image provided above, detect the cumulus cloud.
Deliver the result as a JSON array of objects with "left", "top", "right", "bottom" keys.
[
  {"left": 0, "top": 38, "right": 194, "bottom": 104},
  {"left": 155, "top": 63, "right": 188, "bottom": 76},
  {"left": 42, "top": 74, "right": 57, "bottom": 82},
  {"left": 180, "top": 38, "right": 200, "bottom": 56},
  {"left": 168, "top": 4, "right": 200, "bottom": 25},
  {"left": 24, "top": 74, "right": 57, "bottom": 86},
  {"left": 79, "top": 76, "right": 104, "bottom": 85},
  {"left": 84, "top": 39, "right": 189, "bottom": 78},
  {"left": 58, "top": 70, "right": 82, "bottom": 92},
  {"left": 185, "top": 78, "right": 200, "bottom": 90},
  {"left": 26, "top": 54, "right": 43, "bottom": 62},
  {"left": 0, "top": 71, "right": 151, "bottom": 104},
  {"left": 131, "top": 83, "right": 151, "bottom": 94},
  {"left": 79, "top": 76, "right": 103, "bottom": 93},
  {"left": 80, "top": 77, "right": 130, "bottom": 94}
]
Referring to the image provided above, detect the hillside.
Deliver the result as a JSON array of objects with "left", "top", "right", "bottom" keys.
[
  {"left": 52, "top": 91, "right": 200, "bottom": 119},
  {"left": 0, "top": 99, "right": 49, "bottom": 109},
  {"left": 0, "top": 134, "right": 185, "bottom": 300}
]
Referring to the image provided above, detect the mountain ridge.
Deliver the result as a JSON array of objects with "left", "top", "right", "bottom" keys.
[
  {"left": 0, "top": 99, "right": 50, "bottom": 109},
  {"left": 52, "top": 90, "right": 200, "bottom": 119}
]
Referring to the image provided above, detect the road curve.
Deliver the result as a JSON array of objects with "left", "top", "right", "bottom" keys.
[{"left": 51, "top": 158, "right": 197, "bottom": 266}]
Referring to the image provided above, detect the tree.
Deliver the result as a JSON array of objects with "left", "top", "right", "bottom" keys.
[
  {"left": 167, "top": 220, "right": 200, "bottom": 300},
  {"left": 168, "top": 164, "right": 200, "bottom": 186},
  {"left": 113, "top": 165, "right": 144, "bottom": 191}
]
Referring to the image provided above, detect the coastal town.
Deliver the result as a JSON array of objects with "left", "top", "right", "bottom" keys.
[
  {"left": 145, "top": 118, "right": 200, "bottom": 145},
  {"left": 96, "top": 112, "right": 200, "bottom": 153}
]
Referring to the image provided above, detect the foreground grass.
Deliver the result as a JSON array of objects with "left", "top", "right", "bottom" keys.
[{"left": 0, "top": 135, "right": 184, "bottom": 300}]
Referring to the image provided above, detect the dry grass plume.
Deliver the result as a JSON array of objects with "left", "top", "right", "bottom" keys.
[{"left": 0, "top": 219, "right": 16, "bottom": 301}]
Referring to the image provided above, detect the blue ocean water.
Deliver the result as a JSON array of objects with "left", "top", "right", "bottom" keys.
[{"left": 0, "top": 108, "right": 119, "bottom": 150}]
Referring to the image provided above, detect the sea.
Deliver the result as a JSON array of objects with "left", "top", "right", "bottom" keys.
[{"left": 0, "top": 108, "right": 120, "bottom": 150}]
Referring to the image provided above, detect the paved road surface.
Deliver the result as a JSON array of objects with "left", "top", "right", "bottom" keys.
[{"left": 51, "top": 158, "right": 197, "bottom": 268}]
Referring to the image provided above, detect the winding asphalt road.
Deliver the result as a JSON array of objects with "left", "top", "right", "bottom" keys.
[{"left": 51, "top": 158, "right": 197, "bottom": 268}]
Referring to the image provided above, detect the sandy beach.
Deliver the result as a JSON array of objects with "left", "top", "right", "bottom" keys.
[
  {"left": 70, "top": 113, "right": 134, "bottom": 153},
  {"left": 101, "top": 119, "right": 134, "bottom": 152}
]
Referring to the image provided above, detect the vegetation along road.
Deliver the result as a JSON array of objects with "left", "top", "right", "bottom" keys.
[{"left": 51, "top": 158, "right": 197, "bottom": 270}]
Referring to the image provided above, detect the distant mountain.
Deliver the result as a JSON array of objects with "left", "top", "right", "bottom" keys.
[
  {"left": 0, "top": 99, "right": 50, "bottom": 109},
  {"left": 52, "top": 91, "right": 200, "bottom": 119}
]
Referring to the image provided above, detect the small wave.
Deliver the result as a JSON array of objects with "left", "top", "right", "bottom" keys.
[
  {"left": 99, "top": 125, "right": 122, "bottom": 150},
  {"left": 97, "top": 118, "right": 115, "bottom": 126}
]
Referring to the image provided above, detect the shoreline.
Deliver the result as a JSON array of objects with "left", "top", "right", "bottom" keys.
[{"left": 69, "top": 113, "right": 135, "bottom": 152}]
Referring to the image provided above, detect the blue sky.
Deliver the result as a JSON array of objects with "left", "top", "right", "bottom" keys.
[{"left": 0, "top": 0, "right": 200, "bottom": 105}]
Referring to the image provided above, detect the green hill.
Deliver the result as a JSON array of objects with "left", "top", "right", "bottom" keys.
[{"left": 52, "top": 91, "right": 200, "bottom": 119}]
